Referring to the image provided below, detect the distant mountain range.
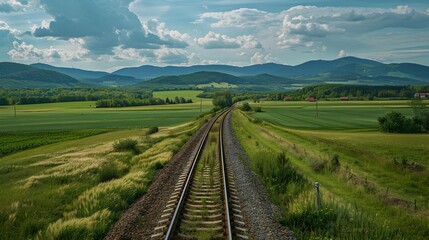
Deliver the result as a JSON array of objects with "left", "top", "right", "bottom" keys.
[{"left": 0, "top": 57, "right": 427, "bottom": 89}]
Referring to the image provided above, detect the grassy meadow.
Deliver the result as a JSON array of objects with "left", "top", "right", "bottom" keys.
[
  {"left": 232, "top": 100, "right": 429, "bottom": 239},
  {"left": 0, "top": 90, "right": 214, "bottom": 239},
  {"left": 0, "top": 90, "right": 212, "bottom": 132}
]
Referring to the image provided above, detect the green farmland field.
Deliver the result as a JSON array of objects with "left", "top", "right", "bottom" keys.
[
  {"left": 0, "top": 90, "right": 214, "bottom": 239},
  {"left": 0, "top": 90, "right": 213, "bottom": 132},
  {"left": 251, "top": 100, "right": 416, "bottom": 131},
  {"left": 234, "top": 100, "right": 429, "bottom": 239}
]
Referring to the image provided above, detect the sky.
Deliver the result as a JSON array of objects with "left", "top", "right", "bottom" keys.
[{"left": 0, "top": 0, "right": 429, "bottom": 71}]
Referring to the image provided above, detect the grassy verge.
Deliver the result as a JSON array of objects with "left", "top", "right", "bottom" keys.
[
  {"left": 232, "top": 109, "right": 429, "bottom": 239},
  {"left": 0, "top": 114, "right": 211, "bottom": 239}
]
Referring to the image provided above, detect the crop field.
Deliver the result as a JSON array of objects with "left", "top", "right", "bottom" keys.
[
  {"left": 0, "top": 111, "right": 210, "bottom": 239},
  {"left": 233, "top": 100, "right": 429, "bottom": 239},
  {"left": 0, "top": 90, "right": 212, "bottom": 132},
  {"left": 251, "top": 100, "right": 417, "bottom": 131}
]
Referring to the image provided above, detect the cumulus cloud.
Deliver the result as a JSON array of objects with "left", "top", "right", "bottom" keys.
[
  {"left": 32, "top": 0, "right": 188, "bottom": 55},
  {"left": 337, "top": 49, "right": 347, "bottom": 58},
  {"left": 195, "top": 31, "right": 261, "bottom": 49},
  {"left": 278, "top": 5, "right": 429, "bottom": 49},
  {"left": 198, "top": 8, "right": 281, "bottom": 28},
  {"left": 198, "top": 5, "right": 429, "bottom": 52},
  {"left": 0, "top": 0, "right": 29, "bottom": 13},
  {"left": 8, "top": 39, "right": 89, "bottom": 61},
  {"left": 250, "top": 51, "right": 276, "bottom": 64},
  {"left": 0, "top": 21, "right": 20, "bottom": 47},
  {"left": 112, "top": 46, "right": 192, "bottom": 65}
]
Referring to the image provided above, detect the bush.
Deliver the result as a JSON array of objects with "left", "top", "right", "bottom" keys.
[
  {"left": 378, "top": 111, "right": 422, "bottom": 133},
  {"left": 330, "top": 154, "right": 340, "bottom": 171},
  {"left": 113, "top": 139, "right": 139, "bottom": 154},
  {"left": 146, "top": 127, "right": 159, "bottom": 135},
  {"left": 240, "top": 102, "right": 252, "bottom": 111}
]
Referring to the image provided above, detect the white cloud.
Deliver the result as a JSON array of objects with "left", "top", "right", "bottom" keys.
[
  {"left": 8, "top": 40, "right": 89, "bottom": 61},
  {"left": 277, "top": 5, "right": 429, "bottom": 49},
  {"left": 0, "top": 0, "right": 29, "bottom": 13},
  {"left": 112, "top": 46, "right": 193, "bottom": 65},
  {"left": 250, "top": 51, "right": 276, "bottom": 64},
  {"left": 198, "top": 8, "right": 281, "bottom": 28},
  {"left": 337, "top": 49, "right": 347, "bottom": 58},
  {"left": 195, "top": 31, "right": 261, "bottom": 49},
  {"left": 154, "top": 48, "right": 193, "bottom": 64}
]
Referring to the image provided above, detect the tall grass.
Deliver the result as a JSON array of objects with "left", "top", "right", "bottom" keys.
[{"left": 233, "top": 110, "right": 415, "bottom": 239}]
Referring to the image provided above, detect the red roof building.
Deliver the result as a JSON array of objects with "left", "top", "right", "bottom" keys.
[
  {"left": 307, "top": 97, "right": 317, "bottom": 102},
  {"left": 339, "top": 96, "right": 349, "bottom": 101}
]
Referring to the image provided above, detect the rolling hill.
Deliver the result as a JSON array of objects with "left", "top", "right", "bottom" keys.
[
  {"left": 31, "top": 63, "right": 108, "bottom": 80},
  {"left": 0, "top": 62, "right": 83, "bottom": 88},
  {"left": 113, "top": 57, "right": 429, "bottom": 85}
]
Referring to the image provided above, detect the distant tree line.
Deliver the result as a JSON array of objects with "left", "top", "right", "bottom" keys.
[
  {"left": 269, "top": 85, "right": 429, "bottom": 101},
  {"left": 0, "top": 88, "right": 153, "bottom": 105},
  {"left": 96, "top": 96, "right": 192, "bottom": 108}
]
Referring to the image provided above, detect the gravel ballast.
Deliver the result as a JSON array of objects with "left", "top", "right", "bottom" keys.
[{"left": 223, "top": 110, "right": 296, "bottom": 240}]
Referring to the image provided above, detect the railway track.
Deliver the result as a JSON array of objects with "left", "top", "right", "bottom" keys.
[{"left": 151, "top": 108, "right": 248, "bottom": 239}]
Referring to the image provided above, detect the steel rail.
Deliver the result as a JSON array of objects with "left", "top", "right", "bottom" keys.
[{"left": 164, "top": 108, "right": 231, "bottom": 240}]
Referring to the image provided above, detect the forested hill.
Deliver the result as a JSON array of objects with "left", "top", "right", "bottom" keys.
[{"left": 0, "top": 62, "right": 83, "bottom": 88}]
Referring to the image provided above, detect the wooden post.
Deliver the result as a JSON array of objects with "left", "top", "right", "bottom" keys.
[{"left": 315, "top": 182, "right": 321, "bottom": 210}]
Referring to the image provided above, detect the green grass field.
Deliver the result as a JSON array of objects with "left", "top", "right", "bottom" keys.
[
  {"left": 0, "top": 108, "right": 211, "bottom": 239},
  {"left": 0, "top": 90, "right": 212, "bottom": 132},
  {"left": 233, "top": 100, "right": 429, "bottom": 239},
  {"left": 252, "top": 100, "right": 416, "bottom": 131}
]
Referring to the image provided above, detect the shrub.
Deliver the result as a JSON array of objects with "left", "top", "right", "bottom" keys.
[
  {"left": 240, "top": 102, "right": 252, "bottom": 111},
  {"left": 310, "top": 159, "right": 327, "bottom": 173},
  {"left": 330, "top": 154, "right": 340, "bottom": 171},
  {"left": 146, "top": 127, "right": 159, "bottom": 135},
  {"left": 378, "top": 111, "right": 422, "bottom": 133},
  {"left": 113, "top": 139, "right": 139, "bottom": 154}
]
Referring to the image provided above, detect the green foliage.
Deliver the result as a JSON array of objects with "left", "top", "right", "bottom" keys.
[
  {"left": 113, "top": 139, "right": 139, "bottom": 154},
  {"left": 378, "top": 111, "right": 422, "bottom": 133},
  {"left": 330, "top": 154, "right": 340, "bottom": 171},
  {"left": 95, "top": 98, "right": 166, "bottom": 108},
  {"left": 291, "top": 84, "right": 424, "bottom": 100},
  {"left": 239, "top": 102, "right": 252, "bottom": 111},
  {"left": 212, "top": 92, "right": 232, "bottom": 108},
  {"left": 253, "top": 106, "right": 262, "bottom": 112},
  {"left": 411, "top": 98, "right": 429, "bottom": 131},
  {"left": 0, "top": 88, "right": 153, "bottom": 105},
  {"left": 0, "top": 97, "right": 9, "bottom": 105},
  {"left": 146, "top": 127, "right": 159, "bottom": 135}
]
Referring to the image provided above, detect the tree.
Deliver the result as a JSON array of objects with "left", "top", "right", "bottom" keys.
[
  {"left": 240, "top": 102, "right": 252, "bottom": 111},
  {"left": 0, "top": 97, "right": 9, "bottom": 106},
  {"left": 212, "top": 92, "right": 232, "bottom": 108},
  {"left": 411, "top": 98, "right": 429, "bottom": 131},
  {"left": 378, "top": 111, "right": 421, "bottom": 133}
]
